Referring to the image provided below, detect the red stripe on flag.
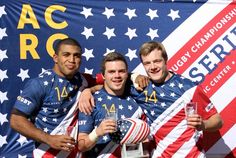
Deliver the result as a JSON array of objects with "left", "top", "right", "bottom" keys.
[
  {"left": 185, "top": 135, "right": 204, "bottom": 158},
  {"left": 67, "top": 144, "right": 79, "bottom": 158},
  {"left": 153, "top": 108, "right": 185, "bottom": 145},
  {"left": 160, "top": 127, "right": 195, "bottom": 157},
  {"left": 42, "top": 149, "right": 60, "bottom": 158},
  {"left": 167, "top": 3, "right": 236, "bottom": 74},
  {"left": 108, "top": 146, "right": 121, "bottom": 158},
  {"left": 203, "top": 98, "right": 236, "bottom": 151},
  {"left": 70, "top": 110, "right": 79, "bottom": 127}
]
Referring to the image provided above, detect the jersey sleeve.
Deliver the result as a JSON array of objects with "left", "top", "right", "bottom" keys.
[
  {"left": 193, "top": 85, "right": 218, "bottom": 120},
  {"left": 13, "top": 79, "right": 45, "bottom": 116},
  {"left": 78, "top": 111, "right": 94, "bottom": 133}
]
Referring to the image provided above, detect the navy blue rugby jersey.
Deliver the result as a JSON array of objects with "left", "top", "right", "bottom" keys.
[
  {"left": 130, "top": 74, "right": 218, "bottom": 157},
  {"left": 130, "top": 73, "right": 199, "bottom": 125},
  {"left": 14, "top": 69, "right": 88, "bottom": 133},
  {"left": 78, "top": 88, "right": 143, "bottom": 157}
]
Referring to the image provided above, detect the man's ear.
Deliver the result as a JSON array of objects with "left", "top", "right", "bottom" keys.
[{"left": 53, "top": 54, "right": 58, "bottom": 63}]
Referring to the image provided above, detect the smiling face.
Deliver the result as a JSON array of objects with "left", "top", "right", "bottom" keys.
[
  {"left": 141, "top": 49, "right": 169, "bottom": 83},
  {"left": 53, "top": 44, "right": 81, "bottom": 79},
  {"left": 103, "top": 60, "right": 128, "bottom": 96}
]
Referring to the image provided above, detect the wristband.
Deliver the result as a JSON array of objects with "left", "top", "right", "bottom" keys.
[{"left": 88, "top": 128, "right": 98, "bottom": 142}]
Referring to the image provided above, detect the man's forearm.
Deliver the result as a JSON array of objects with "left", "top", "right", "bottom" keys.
[
  {"left": 78, "top": 130, "right": 98, "bottom": 152},
  {"left": 203, "top": 113, "right": 223, "bottom": 132},
  {"left": 10, "top": 111, "right": 49, "bottom": 144},
  {"left": 90, "top": 85, "right": 103, "bottom": 93}
]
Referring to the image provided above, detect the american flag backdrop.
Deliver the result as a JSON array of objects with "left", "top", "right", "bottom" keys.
[{"left": 0, "top": 0, "right": 235, "bottom": 157}]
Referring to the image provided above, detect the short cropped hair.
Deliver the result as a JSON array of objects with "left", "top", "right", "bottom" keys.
[
  {"left": 54, "top": 38, "right": 82, "bottom": 55},
  {"left": 101, "top": 52, "right": 128, "bottom": 75},
  {"left": 139, "top": 41, "right": 168, "bottom": 62}
]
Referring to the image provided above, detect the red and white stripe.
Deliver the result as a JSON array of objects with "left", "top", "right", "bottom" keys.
[{"left": 151, "top": 84, "right": 218, "bottom": 157}]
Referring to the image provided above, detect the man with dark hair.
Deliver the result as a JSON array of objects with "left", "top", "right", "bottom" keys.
[
  {"left": 10, "top": 38, "right": 94, "bottom": 158},
  {"left": 78, "top": 52, "right": 143, "bottom": 158},
  {"left": 54, "top": 38, "right": 81, "bottom": 55}
]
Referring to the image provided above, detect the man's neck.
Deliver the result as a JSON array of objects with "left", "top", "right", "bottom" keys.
[
  {"left": 104, "top": 85, "right": 124, "bottom": 97},
  {"left": 153, "top": 71, "right": 173, "bottom": 84}
]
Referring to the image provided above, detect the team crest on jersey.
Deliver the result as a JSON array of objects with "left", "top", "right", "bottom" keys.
[{"left": 205, "top": 103, "right": 214, "bottom": 112}]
